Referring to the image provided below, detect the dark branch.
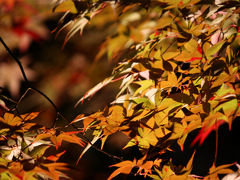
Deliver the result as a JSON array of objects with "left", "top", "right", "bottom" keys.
[
  {"left": 0, "top": 36, "right": 60, "bottom": 127},
  {"left": 0, "top": 37, "right": 29, "bottom": 83},
  {"left": 0, "top": 36, "right": 124, "bottom": 162}
]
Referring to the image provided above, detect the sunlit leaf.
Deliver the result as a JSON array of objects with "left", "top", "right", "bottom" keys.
[
  {"left": 54, "top": 0, "right": 78, "bottom": 14},
  {"left": 75, "top": 76, "right": 115, "bottom": 106},
  {"left": 30, "top": 145, "right": 50, "bottom": 158},
  {"left": 108, "top": 160, "right": 136, "bottom": 180},
  {"left": 20, "top": 112, "right": 39, "bottom": 121},
  {"left": 206, "top": 41, "right": 225, "bottom": 58},
  {"left": 0, "top": 113, "right": 22, "bottom": 126},
  {"left": 134, "top": 80, "right": 155, "bottom": 96}
]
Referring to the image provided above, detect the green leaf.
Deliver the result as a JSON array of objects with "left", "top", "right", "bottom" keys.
[
  {"left": 132, "top": 97, "right": 154, "bottom": 109},
  {"left": 206, "top": 41, "right": 225, "bottom": 58},
  {"left": 30, "top": 145, "right": 50, "bottom": 158}
]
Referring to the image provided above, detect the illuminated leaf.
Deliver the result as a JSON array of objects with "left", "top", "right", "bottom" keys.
[
  {"left": 134, "top": 80, "right": 155, "bottom": 96},
  {"left": 163, "top": 52, "right": 180, "bottom": 60},
  {"left": 169, "top": 123, "right": 185, "bottom": 139},
  {"left": 20, "top": 112, "right": 39, "bottom": 121},
  {"left": 206, "top": 41, "right": 225, "bottom": 58},
  {"left": 184, "top": 39, "right": 198, "bottom": 53},
  {"left": 191, "top": 117, "right": 225, "bottom": 146},
  {"left": 57, "top": 132, "right": 85, "bottom": 147},
  {"left": 152, "top": 111, "right": 168, "bottom": 126},
  {"left": 47, "top": 151, "right": 66, "bottom": 162},
  {"left": 108, "top": 160, "right": 136, "bottom": 180},
  {"left": 154, "top": 127, "right": 171, "bottom": 138},
  {"left": 137, "top": 128, "right": 158, "bottom": 149},
  {"left": 75, "top": 76, "right": 115, "bottom": 106},
  {"left": 30, "top": 145, "right": 50, "bottom": 158},
  {"left": 159, "top": 165, "right": 174, "bottom": 179},
  {"left": 124, "top": 139, "right": 137, "bottom": 149},
  {"left": 204, "top": 163, "right": 235, "bottom": 180},
  {"left": 54, "top": 0, "right": 78, "bottom": 14},
  {"left": 0, "top": 113, "right": 22, "bottom": 126}
]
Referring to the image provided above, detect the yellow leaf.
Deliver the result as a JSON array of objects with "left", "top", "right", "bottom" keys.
[
  {"left": 134, "top": 80, "right": 155, "bottom": 96},
  {"left": 204, "top": 163, "right": 235, "bottom": 180},
  {"left": 162, "top": 52, "right": 180, "bottom": 60},
  {"left": 0, "top": 113, "right": 22, "bottom": 126},
  {"left": 166, "top": 174, "right": 189, "bottom": 180},
  {"left": 184, "top": 115, "right": 201, "bottom": 133},
  {"left": 174, "top": 110, "right": 185, "bottom": 118},
  {"left": 138, "top": 128, "right": 158, "bottom": 148},
  {"left": 168, "top": 72, "right": 178, "bottom": 87},
  {"left": 184, "top": 39, "right": 198, "bottom": 53},
  {"left": 123, "top": 139, "right": 137, "bottom": 149},
  {"left": 54, "top": 0, "right": 77, "bottom": 14},
  {"left": 159, "top": 165, "right": 174, "bottom": 179},
  {"left": 177, "top": 133, "right": 188, "bottom": 151},
  {"left": 154, "top": 127, "right": 170, "bottom": 138},
  {"left": 107, "top": 105, "right": 125, "bottom": 125},
  {"left": 169, "top": 123, "right": 185, "bottom": 139},
  {"left": 132, "top": 109, "right": 151, "bottom": 121},
  {"left": 156, "top": 16, "right": 173, "bottom": 29},
  {"left": 153, "top": 111, "right": 168, "bottom": 126}
]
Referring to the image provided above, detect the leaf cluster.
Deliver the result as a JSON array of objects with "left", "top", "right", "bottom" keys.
[
  {"left": 1, "top": 0, "right": 240, "bottom": 179},
  {"left": 0, "top": 112, "right": 84, "bottom": 180},
  {"left": 55, "top": 0, "right": 240, "bottom": 179}
]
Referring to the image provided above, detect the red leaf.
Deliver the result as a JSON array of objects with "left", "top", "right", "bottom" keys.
[
  {"left": 197, "top": 45, "right": 202, "bottom": 54},
  {"left": 209, "top": 96, "right": 216, "bottom": 100},
  {"left": 154, "top": 31, "right": 160, "bottom": 36},
  {"left": 191, "top": 120, "right": 225, "bottom": 146},
  {"left": 186, "top": 57, "right": 202, "bottom": 62},
  {"left": 178, "top": 1, "right": 184, "bottom": 5}
]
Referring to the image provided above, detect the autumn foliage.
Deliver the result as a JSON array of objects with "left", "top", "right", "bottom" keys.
[{"left": 1, "top": 0, "right": 240, "bottom": 179}]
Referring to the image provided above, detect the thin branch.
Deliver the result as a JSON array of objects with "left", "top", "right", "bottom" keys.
[
  {"left": 0, "top": 37, "right": 60, "bottom": 127},
  {"left": 81, "top": 136, "right": 123, "bottom": 162},
  {"left": 0, "top": 36, "right": 124, "bottom": 163},
  {"left": 0, "top": 37, "right": 29, "bottom": 83},
  {"left": 29, "top": 87, "right": 58, "bottom": 113}
]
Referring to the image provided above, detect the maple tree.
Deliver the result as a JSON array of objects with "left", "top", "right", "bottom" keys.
[{"left": 1, "top": 0, "right": 240, "bottom": 179}]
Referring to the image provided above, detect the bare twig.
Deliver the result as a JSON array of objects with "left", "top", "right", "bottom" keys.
[
  {"left": 0, "top": 36, "right": 124, "bottom": 163},
  {"left": 0, "top": 37, "right": 29, "bottom": 83},
  {"left": 0, "top": 36, "right": 61, "bottom": 127}
]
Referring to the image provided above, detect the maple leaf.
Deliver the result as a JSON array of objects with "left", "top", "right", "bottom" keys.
[
  {"left": 108, "top": 160, "right": 136, "bottom": 180},
  {"left": 0, "top": 112, "right": 22, "bottom": 126}
]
